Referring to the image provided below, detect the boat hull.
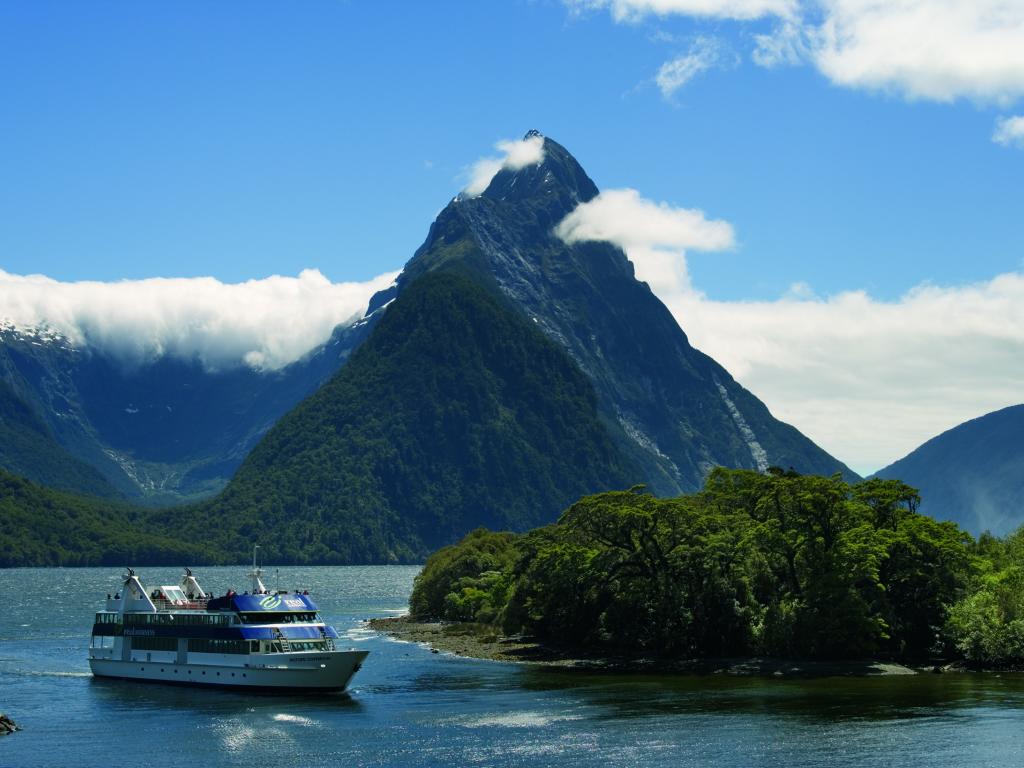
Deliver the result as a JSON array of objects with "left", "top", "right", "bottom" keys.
[{"left": 89, "top": 649, "right": 369, "bottom": 692}]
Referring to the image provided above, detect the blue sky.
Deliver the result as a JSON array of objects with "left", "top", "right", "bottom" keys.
[
  {"left": 3, "top": 1, "right": 1020, "bottom": 297},
  {"left": 1, "top": 0, "right": 1022, "bottom": 472}
]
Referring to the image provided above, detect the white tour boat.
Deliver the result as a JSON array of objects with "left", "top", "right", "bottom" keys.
[{"left": 88, "top": 558, "right": 368, "bottom": 692}]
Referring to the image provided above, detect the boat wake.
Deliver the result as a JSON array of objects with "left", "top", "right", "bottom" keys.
[
  {"left": 450, "top": 711, "right": 585, "bottom": 729},
  {"left": 5, "top": 669, "right": 93, "bottom": 678}
]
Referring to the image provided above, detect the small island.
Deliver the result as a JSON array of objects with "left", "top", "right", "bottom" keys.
[{"left": 374, "top": 468, "right": 1024, "bottom": 674}]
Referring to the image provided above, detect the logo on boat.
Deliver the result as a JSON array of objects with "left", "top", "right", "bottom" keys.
[{"left": 259, "top": 594, "right": 282, "bottom": 610}]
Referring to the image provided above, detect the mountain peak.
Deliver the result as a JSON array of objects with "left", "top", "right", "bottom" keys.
[{"left": 482, "top": 134, "right": 599, "bottom": 210}]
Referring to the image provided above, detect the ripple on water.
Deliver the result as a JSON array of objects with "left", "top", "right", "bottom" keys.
[{"left": 452, "top": 711, "right": 585, "bottom": 728}]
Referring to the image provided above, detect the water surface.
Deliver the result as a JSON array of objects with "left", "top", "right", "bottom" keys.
[{"left": 2, "top": 566, "right": 1023, "bottom": 767}]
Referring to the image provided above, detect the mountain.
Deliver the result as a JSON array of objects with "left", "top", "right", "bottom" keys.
[
  {"left": 400, "top": 132, "right": 857, "bottom": 492},
  {"left": 0, "top": 307, "right": 389, "bottom": 502},
  {"left": 875, "top": 404, "right": 1024, "bottom": 536},
  {"left": 0, "top": 378, "right": 118, "bottom": 498},
  {"left": 164, "top": 269, "right": 640, "bottom": 563},
  {"left": 189, "top": 131, "right": 856, "bottom": 563}
]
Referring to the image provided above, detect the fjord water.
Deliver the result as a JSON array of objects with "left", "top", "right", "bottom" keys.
[{"left": 2, "top": 567, "right": 1024, "bottom": 768}]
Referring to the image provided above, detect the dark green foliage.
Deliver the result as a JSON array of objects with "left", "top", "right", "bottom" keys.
[
  {"left": 0, "top": 468, "right": 214, "bottom": 567},
  {"left": 411, "top": 470, "right": 977, "bottom": 661},
  {"left": 946, "top": 527, "right": 1024, "bottom": 664},
  {"left": 163, "top": 269, "right": 639, "bottom": 565},
  {"left": 875, "top": 404, "right": 1024, "bottom": 535},
  {"left": 0, "top": 379, "right": 118, "bottom": 498},
  {"left": 409, "top": 528, "right": 519, "bottom": 622}
]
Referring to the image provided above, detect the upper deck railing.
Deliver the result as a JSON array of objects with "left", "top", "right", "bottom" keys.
[{"left": 151, "top": 597, "right": 210, "bottom": 612}]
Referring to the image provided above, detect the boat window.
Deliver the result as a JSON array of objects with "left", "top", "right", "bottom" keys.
[
  {"left": 123, "top": 612, "right": 228, "bottom": 626},
  {"left": 287, "top": 640, "right": 326, "bottom": 651},
  {"left": 188, "top": 638, "right": 249, "bottom": 654},
  {"left": 130, "top": 636, "right": 177, "bottom": 651},
  {"left": 162, "top": 587, "right": 187, "bottom": 602},
  {"left": 238, "top": 611, "right": 317, "bottom": 624}
]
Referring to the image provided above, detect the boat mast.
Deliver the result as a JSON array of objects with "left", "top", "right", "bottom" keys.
[{"left": 248, "top": 544, "right": 267, "bottom": 594}]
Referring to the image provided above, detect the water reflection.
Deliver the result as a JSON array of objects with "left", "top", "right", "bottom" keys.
[
  {"left": 516, "top": 666, "right": 1024, "bottom": 722},
  {"left": 87, "top": 674, "right": 365, "bottom": 715}
]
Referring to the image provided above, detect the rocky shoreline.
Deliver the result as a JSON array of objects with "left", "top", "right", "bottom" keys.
[{"left": 367, "top": 616, "right": 924, "bottom": 677}]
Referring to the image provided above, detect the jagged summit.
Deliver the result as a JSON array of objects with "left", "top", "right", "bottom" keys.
[{"left": 482, "top": 134, "right": 599, "bottom": 211}]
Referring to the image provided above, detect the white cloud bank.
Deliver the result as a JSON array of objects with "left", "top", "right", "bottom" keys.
[
  {"left": 811, "top": 0, "right": 1024, "bottom": 104},
  {"left": 993, "top": 115, "right": 1024, "bottom": 147},
  {"left": 464, "top": 135, "right": 546, "bottom": 197},
  {"left": 0, "top": 268, "right": 399, "bottom": 372},
  {"left": 677, "top": 276, "right": 1024, "bottom": 475},
  {"left": 577, "top": 0, "right": 1024, "bottom": 105},
  {"left": 555, "top": 191, "right": 1024, "bottom": 475}
]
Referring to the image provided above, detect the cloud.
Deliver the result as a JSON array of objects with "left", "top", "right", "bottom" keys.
[
  {"left": 555, "top": 188, "right": 735, "bottom": 251},
  {"left": 567, "top": 0, "right": 797, "bottom": 22},
  {"left": 993, "top": 115, "right": 1024, "bottom": 147},
  {"left": 574, "top": 0, "right": 1024, "bottom": 106},
  {"left": 555, "top": 191, "right": 1024, "bottom": 475},
  {"left": 671, "top": 275, "right": 1024, "bottom": 475},
  {"left": 464, "top": 135, "right": 546, "bottom": 197},
  {"left": 0, "top": 268, "right": 399, "bottom": 372},
  {"left": 555, "top": 187, "right": 735, "bottom": 294},
  {"left": 753, "top": 21, "right": 807, "bottom": 67},
  {"left": 655, "top": 37, "right": 722, "bottom": 98},
  {"left": 810, "top": 0, "right": 1024, "bottom": 104}
]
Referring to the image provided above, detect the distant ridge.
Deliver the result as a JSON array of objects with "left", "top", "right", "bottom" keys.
[
  {"left": 875, "top": 404, "right": 1024, "bottom": 535},
  {"left": 0, "top": 313, "right": 379, "bottom": 502}
]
